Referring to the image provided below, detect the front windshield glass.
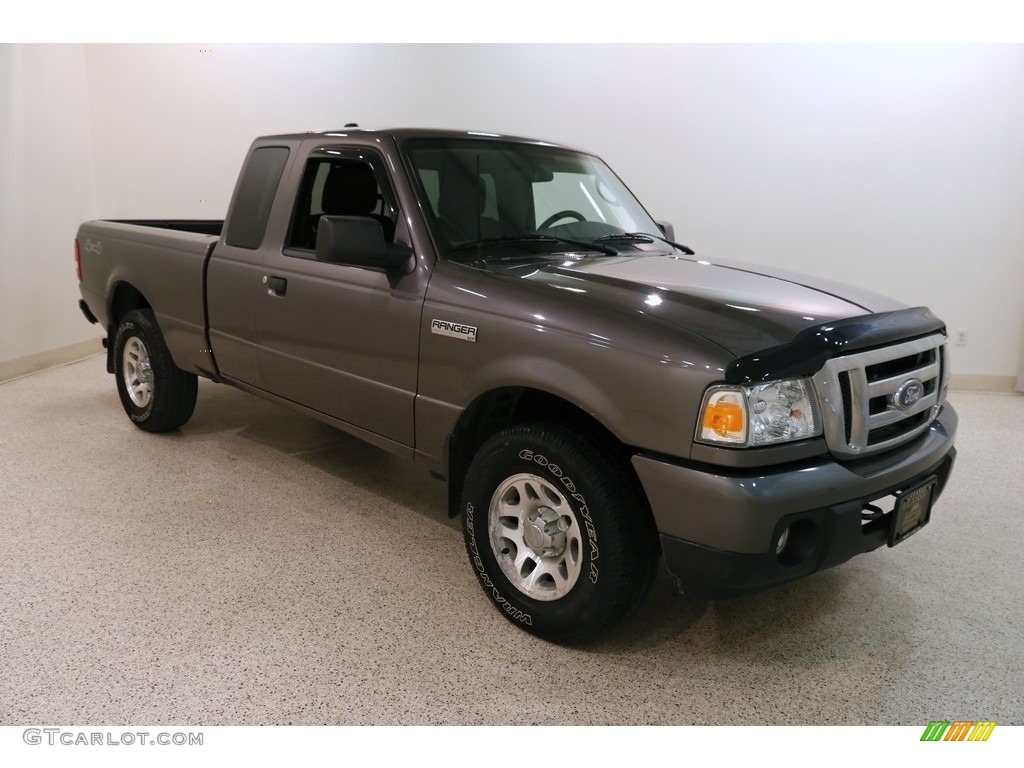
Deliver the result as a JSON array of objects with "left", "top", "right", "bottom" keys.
[{"left": 403, "top": 137, "right": 665, "bottom": 258}]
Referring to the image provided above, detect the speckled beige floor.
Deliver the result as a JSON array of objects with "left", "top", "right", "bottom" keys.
[{"left": 1, "top": 356, "right": 1022, "bottom": 725}]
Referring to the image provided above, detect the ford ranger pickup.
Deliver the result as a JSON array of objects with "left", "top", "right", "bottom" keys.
[{"left": 76, "top": 127, "right": 958, "bottom": 642}]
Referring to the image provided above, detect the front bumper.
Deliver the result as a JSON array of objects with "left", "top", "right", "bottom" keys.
[{"left": 632, "top": 404, "right": 958, "bottom": 598}]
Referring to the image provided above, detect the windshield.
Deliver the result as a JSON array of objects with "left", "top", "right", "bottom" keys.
[{"left": 403, "top": 138, "right": 666, "bottom": 259}]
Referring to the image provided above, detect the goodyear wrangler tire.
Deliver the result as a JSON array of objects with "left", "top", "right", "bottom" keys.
[
  {"left": 113, "top": 309, "right": 198, "bottom": 433},
  {"left": 461, "top": 422, "right": 659, "bottom": 643}
]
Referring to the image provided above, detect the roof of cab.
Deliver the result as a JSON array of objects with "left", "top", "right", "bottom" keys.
[{"left": 256, "top": 127, "right": 582, "bottom": 152}]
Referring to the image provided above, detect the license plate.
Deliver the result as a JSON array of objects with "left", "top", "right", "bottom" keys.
[{"left": 889, "top": 476, "right": 937, "bottom": 546}]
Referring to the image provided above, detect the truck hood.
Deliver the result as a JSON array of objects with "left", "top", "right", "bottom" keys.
[{"left": 493, "top": 252, "right": 909, "bottom": 358}]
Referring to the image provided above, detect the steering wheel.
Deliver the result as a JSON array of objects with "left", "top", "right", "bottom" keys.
[{"left": 539, "top": 210, "right": 587, "bottom": 230}]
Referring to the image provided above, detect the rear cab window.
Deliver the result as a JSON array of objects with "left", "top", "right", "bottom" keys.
[{"left": 225, "top": 146, "right": 291, "bottom": 249}]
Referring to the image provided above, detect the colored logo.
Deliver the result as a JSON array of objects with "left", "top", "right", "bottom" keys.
[{"left": 920, "top": 720, "right": 997, "bottom": 742}]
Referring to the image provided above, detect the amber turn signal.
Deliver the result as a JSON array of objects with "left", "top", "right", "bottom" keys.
[{"left": 703, "top": 399, "right": 745, "bottom": 436}]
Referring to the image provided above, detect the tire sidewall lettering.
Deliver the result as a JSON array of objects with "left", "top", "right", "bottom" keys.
[
  {"left": 464, "top": 501, "right": 533, "bottom": 626},
  {"left": 516, "top": 448, "right": 599, "bottom": 584}
]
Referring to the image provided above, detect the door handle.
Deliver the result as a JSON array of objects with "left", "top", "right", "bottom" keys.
[{"left": 264, "top": 275, "right": 288, "bottom": 296}]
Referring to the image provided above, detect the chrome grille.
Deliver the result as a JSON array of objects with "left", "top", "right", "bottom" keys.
[{"left": 812, "top": 334, "right": 948, "bottom": 459}]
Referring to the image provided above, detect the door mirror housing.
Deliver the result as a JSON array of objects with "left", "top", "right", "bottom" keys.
[
  {"left": 315, "top": 215, "right": 412, "bottom": 272},
  {"left": 656, "top": 220, "right": 675, "bottom": 242}
]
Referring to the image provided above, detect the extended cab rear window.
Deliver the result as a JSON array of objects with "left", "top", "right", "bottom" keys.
[{"left": 225, "top": 146, "right": 290, "bottom": 249}]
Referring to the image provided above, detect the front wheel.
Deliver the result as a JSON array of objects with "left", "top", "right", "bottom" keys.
[
  {"left": 113, "top": 309, "right": 197, "bottom": 432},
  {"left": 461, "top": 423, "right": 658, "bottom": 643}
]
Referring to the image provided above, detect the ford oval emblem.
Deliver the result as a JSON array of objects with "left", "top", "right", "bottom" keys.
[{"left": 893, "top": 378, "right": 925, "bottom": 410}]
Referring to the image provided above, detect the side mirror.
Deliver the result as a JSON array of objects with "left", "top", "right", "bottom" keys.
[
  {"left": 656, "top": 220, "right": 675, "bottom": 242},
  {"left": 315, "top": 215, "right": 412, "bottom": 272}
]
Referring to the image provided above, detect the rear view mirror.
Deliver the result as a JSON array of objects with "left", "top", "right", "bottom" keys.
[
  {"left": 315, "top": 216, "right": 412, "bottom": 272},
  {"left": 532, "top": 164, "right": 554, "bottom": 183},
  {"left": 656, "top": 220, "right": 675, "bottom": 242}
]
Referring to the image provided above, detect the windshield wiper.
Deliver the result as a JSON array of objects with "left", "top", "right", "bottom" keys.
[
  {"left": 451, "top": 234, "right": 618, "bottom": 257},
  {"left": 595, "top": 232, "right": 695, "bottom": 255}
]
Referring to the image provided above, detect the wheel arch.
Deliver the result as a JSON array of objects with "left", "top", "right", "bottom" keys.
[{"left": 446, "top": 386, "right": 639, "bottom": 519}]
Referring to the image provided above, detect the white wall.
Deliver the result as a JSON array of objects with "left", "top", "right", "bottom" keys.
[
  {"left": 6, "top": 44, "right": 1024, "bottom": 380},
  {"left": 0, "top": 44, "right": 100, "bottom": 365}
]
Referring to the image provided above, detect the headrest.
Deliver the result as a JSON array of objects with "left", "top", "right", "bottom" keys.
[{"left": 322, "top": 161, "right": 378, "bottom": 216}]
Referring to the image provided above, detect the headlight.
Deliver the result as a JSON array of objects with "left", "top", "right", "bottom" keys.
[{"left": 697, "top": 377, "right": 821, "bottom": 447}]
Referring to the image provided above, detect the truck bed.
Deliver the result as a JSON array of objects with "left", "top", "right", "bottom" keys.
[{"left": 77, "top": 219, "right": 220, "bottom": 378}]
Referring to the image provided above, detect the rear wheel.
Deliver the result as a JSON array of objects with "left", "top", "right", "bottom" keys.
[
  {"left": 113, "top": 309, "right": 197, "bottom": 432},
  {"left": 461, "top": 422, "right": 658, "bottom": 643}
]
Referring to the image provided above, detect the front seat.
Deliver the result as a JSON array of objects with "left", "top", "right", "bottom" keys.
[{"left": 317, "top": 161, "right": 395, "bottom": 242}]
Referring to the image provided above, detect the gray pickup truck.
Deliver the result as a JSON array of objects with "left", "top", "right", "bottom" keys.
[{"left": 76, "top": 127, "right": 957, "bottom": 642}]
